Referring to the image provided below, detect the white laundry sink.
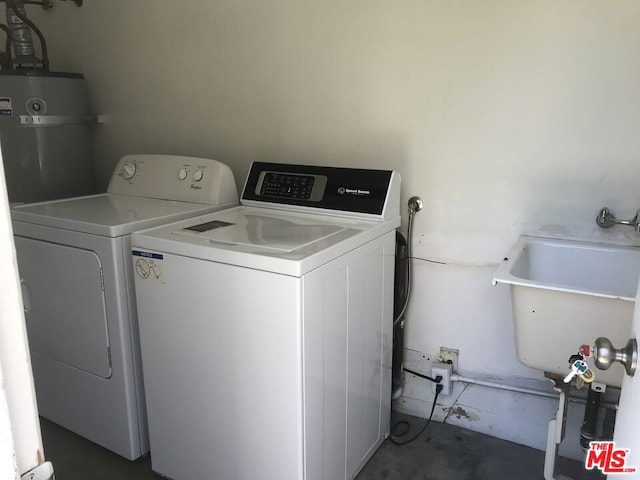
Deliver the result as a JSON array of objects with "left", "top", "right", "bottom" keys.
[{"left": 493, "top": 235, "right": 640, "bottom": 387}]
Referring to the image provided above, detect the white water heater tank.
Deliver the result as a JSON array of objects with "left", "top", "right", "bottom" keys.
[{"left": 0, "top": 71, "right": 96, "bottom": 204}]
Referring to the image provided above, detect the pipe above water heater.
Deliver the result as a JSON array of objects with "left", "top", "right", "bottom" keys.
[{"left": 4, "top": 0, "right": 49, "bottom": 70}]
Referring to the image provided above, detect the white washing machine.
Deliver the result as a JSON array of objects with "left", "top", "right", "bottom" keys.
[
  {"left": 11, "top": 154, "right": 238, "bottom": 460},
  {"left": 132, "top": 162, "right": 401, "bottom": 480}
]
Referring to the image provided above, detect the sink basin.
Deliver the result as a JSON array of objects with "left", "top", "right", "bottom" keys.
[{"left": 493, "top": 235, "right": 640, "bottom": 387}]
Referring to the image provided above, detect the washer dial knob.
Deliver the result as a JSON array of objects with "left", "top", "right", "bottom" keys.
[
  {"left": 122, "top": 162, "right": 137, "bottom": 179},
  {"left": 178, "top": 168, "right": 188, "bottom": 181},
  {"left": 192, "top": 169, "right": 204, "bottom": 182}
]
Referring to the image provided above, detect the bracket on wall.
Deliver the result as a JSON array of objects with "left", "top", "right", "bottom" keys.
[
  {"left": 54, "top": 0, "right": 83, "bottom": 7},
  {"left": 30, "top": 0, "right": 83, "bottom": 9},
  {"left": 9, "top": 1, "right": 53, "bottom": 10}
]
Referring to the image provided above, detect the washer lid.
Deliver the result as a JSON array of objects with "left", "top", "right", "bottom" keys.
[
  {"left": 11, "top": 193, "right": 230, "bottom": 237},
  {"left": 132, "top": 206, "right": 400, "bottom": 276},
  {"left": 174, "top": 210, "right": 352, "bottom": 253}
]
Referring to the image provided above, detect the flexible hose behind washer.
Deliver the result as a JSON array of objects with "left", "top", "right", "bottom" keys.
[{"left": 393, "top": 207, "right": 416, "bottom": 327}]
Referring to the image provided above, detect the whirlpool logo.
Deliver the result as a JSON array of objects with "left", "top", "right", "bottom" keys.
[{"left": 337, "top": 187, "right": 370, "bottom": 196}]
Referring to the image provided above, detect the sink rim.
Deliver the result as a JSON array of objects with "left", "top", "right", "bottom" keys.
[{"left": 492, "top": 235, "right": 640, "bottom": 301}]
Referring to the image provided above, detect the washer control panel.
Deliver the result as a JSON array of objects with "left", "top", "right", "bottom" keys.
[
  {"left": 108, "top": 155, "right": 238, "bottom": 205},
  {"left": 242, "top": 162, "right": 400, "bottom": 219}
]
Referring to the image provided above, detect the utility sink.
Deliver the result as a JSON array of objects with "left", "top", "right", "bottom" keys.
[{"left": 493, "top": 235, "right": 640, "bottom": 387}]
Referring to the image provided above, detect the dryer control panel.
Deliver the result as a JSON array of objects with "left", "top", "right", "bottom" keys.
[
  {"left": 242, "top": 162, "right": 400, "bottom": 221},
  {"left": 107, "top": 155, "right": 238, "bottom": 206}
]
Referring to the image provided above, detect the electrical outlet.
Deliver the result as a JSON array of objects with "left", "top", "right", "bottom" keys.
[
  {"left": 439, "top": 347, "right": 459, "bottom": 373},
  {"left": 431, "top": 362, "right": 453, "bottom": 395}
]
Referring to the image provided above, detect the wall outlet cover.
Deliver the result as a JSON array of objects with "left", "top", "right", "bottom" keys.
[{"left": 439, "top": 346, "right": 459, "bottom": 373}]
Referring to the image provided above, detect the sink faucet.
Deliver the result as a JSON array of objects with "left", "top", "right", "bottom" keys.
[{"left": 596, "top": 207, "right": 640, "bottom": 232}]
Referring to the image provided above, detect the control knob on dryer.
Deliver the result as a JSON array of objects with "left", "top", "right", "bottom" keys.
[
  {"left": 122, "top": 162, "right": 137, "bottom": 179},
  {"left": 192, "top": 169, "right": 204, "bottom": 182}
]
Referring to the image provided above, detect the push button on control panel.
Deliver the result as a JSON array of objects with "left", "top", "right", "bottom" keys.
[{"left": 260, "top": 173, "right": 315, "bottom": 200}]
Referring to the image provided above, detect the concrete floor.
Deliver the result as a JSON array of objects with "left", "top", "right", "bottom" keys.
[
  {"left": 357, "top": 414, "right": 603, "bottom": 480},
  {"left": 41, "top": 413, "right": 602, "bottom": 480}
]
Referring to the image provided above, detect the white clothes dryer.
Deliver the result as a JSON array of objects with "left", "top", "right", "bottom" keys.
[
  {"left": 132, "top": 162, "right": 400, "bottom": 480},
  {"left": 12, "top": 154, "right": 238, "bottom": 460}
]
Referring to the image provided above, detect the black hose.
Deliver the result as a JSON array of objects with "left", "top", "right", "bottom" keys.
[
  {"left": 0, "top": 23, "right": 12, "bottom": 69},
  {"left": 6, "top": 0, "right": 49, "bottom": 71}
]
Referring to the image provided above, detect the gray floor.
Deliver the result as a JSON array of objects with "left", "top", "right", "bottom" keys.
[{"left": 41, "top": 414, "right": 602, "bottom": 480}]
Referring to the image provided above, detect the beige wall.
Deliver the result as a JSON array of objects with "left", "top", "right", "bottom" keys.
[
  {"left": 28, "top": 0, "right": 640, "bottom": 452},
  {"left": 31, "top": 1, "right": 640, "bottom": 258}
]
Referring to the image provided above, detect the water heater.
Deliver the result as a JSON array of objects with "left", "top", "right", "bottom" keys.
[
  {"left": 0, "top": 0, "right": 96, "bottom": 204},
  {"left": 0, "top": 71, "right": 96, "bottom": 203}
]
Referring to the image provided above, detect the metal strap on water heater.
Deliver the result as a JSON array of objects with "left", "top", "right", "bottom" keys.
[{"left": 19, "top": 114, "right": 97, "bottom": 126}]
